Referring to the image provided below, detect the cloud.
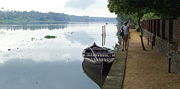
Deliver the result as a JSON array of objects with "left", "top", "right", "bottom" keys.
[{"left": 65, "top": 0, "right": 96, "bottom": 9}]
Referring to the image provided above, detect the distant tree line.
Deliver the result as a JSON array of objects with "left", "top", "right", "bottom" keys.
[{"left": 0, "top": 10, "right": 116, "bottom": 24}]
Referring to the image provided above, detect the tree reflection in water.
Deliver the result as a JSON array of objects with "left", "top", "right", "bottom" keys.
[{"left": 0, "top": 24, "right": 67, "bottom": 30}]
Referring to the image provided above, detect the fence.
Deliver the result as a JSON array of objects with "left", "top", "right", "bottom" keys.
[
  {"left": 142, "top": 19, "right": 180, "bottom": 43},
  {"left": 142, "top": 19, "right": 180, "bottom": 73}
]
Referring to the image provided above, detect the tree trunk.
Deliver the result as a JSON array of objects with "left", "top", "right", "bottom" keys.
[{"left": 138, "top": 17, "right": 146, "bottom": 51}]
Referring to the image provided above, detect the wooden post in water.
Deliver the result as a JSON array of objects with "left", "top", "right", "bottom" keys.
[
  {"left": 104, "top": 25, "right": 106, "bottom": 46},
  {"left": 102, "top": 25, "right": 106, "bottom": 46},
  {"left": 102, "top": 26, "right": 104, "bottom": 46}
]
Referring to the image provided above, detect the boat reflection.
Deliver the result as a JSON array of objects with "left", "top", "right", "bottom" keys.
[{"left": 82, "top": 60, "right": 106, "bottom": 88}]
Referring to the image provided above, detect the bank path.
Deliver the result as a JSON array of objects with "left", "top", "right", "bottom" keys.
[
  {"left": 103, "top": 29, "right": 180, "bottom": 89},
  {"left": 123, "top": 29, "right": 180, "bottom": 89}
]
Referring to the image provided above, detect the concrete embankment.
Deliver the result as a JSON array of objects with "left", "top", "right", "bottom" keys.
[{"left": 102, "top": 39, "right": 127, "bottom": 89}]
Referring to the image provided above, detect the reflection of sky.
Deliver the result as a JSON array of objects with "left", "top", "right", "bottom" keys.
[
  {"left": 0, "top": 59, "right": 98, "bottom": 89},
  {"left": 65, "top": 31, "right": 95, "bottom": 45},
  {"left": 0, "top": 23, "right": 117, "bottom": 89}
]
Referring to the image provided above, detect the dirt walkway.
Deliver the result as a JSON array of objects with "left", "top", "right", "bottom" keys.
[{"left": 123, "top": 29, "right": 180, "bottom": 89}]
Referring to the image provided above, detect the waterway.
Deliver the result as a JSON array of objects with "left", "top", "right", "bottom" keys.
[{"left": 0, "top": 23, "right": 117, "bottom": 89}]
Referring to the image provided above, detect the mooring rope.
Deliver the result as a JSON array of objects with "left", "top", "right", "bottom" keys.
[{"left": 89, "top": 47, "right": 99, "bottom": 61}]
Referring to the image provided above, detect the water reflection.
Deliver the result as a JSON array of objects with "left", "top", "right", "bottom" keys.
[
  {"left": 82, "top": 61, "right": 106, "bottom": 88},
  {"left": 65, "top": 31, "right": 95, "bottom": 45},
  {"left": 0, "top": 23, "right": 117, "bottom": 89},
  {"left": 0, "top": 59, "right": 99, "bottom": 89},
  {"left": 0, "top": 24, "right": 67, "bottom": 30}
]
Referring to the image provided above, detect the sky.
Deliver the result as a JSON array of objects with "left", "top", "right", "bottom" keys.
[{"left": 0, "top": 0, "right": 116, "bottom": 17}]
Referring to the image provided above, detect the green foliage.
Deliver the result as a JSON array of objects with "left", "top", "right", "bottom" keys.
[
  {"left": 108, "top": 0, "right": 179, "bottom": 51},
  {"left": 0, "top": 11, "right": 116, "bottom": 24},
  {"left": 108, "top": 0, "right": 151, "bottom": 23},
  {"left": 117, "top": 13, "right": 133, "bottom": 23},
  {"left": 153, "top": 0, "right": 180, "bottom": 18},
  {"left": 108, "top": 0, "right": 180, "bottom": 20},
  {"left": 142, "top": 13, "right": 160, "bottom": 20},
  {"left": 44, "top": 35, "right": 56, "bottom": 39}
]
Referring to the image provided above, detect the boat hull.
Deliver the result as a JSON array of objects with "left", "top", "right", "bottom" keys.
[{"left": 83, "top": 59, "right": 113, "bottom": 76}]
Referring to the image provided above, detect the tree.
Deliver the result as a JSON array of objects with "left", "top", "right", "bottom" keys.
[
  {"left": 152, "top": 0, "right": 180, "bottom": 19},
  {"left": 108, "top": 0, "right": 180, "bottom": 50},
  {"left": 108, "top": 0, "right": 151, "bottom": 50}
]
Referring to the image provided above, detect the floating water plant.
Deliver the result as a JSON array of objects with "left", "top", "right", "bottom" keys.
[
  {"left": 31, "top": 37, "right": 35, "bottom": 41},
  {"left": 44, "top": 35, "right": 56, "bottom": 39}
]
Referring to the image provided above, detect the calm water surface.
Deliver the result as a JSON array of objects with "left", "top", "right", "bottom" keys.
[{"left": 0, "top": 23, "right": 117, "bottom": 89}]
